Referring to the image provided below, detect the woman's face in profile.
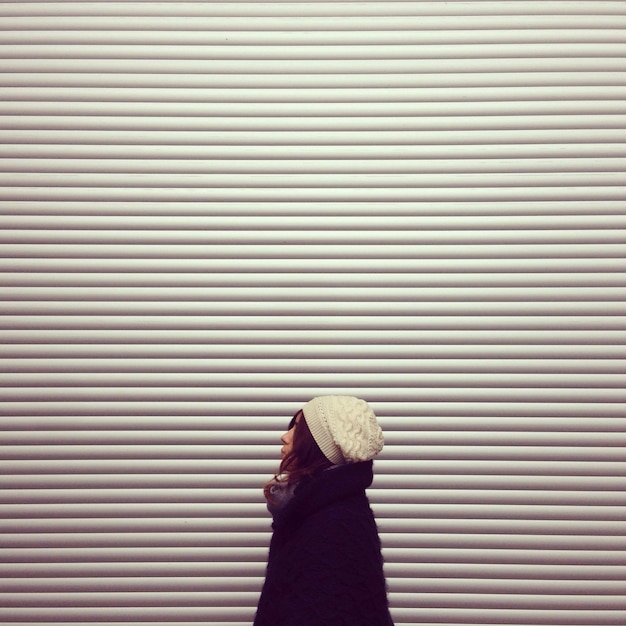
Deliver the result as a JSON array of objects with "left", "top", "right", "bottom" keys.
[{"left": 280, "top": 411, "right": 301, "bottom": 459}]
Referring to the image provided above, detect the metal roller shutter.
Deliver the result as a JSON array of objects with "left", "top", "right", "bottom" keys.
[{"left": 1, "top": 2, "right": 625, "bottom": 625}]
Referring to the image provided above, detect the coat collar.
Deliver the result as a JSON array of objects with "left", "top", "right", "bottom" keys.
[{"left": 272, "top": 460, "right": 374, "bottom": 530}]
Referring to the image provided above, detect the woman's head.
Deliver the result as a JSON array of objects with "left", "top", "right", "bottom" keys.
[
  {"left": 276, "top": 395, "right": 384, "bottom": 479},
  {"left": 265, "top": 396, "right": 384, "bottom": 505}
]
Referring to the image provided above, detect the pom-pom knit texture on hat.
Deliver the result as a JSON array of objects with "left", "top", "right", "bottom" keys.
[{"left": 302, "top": 395, "right": 384, "bottom": 465}]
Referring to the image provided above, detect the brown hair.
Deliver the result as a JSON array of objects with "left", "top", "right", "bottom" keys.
[{"left": 264, "top": 409, "right": 333, "bottom": 503}]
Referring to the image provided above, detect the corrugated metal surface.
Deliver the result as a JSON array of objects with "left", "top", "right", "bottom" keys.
[{"left": 1, "top": 2, "right": 625, "bottom": 624}]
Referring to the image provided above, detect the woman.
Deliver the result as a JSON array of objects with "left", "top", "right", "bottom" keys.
[{"left": 254, "top": 395, "right": 394, "bottom": 626}]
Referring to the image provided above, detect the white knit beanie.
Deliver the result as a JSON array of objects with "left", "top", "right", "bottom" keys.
[{"left": 302, "top": 395, "right": 384, "bottom": 465}]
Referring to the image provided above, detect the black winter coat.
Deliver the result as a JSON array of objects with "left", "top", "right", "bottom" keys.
[{"left": 254, "top": 460, "right": 394, "bottom": 626}]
